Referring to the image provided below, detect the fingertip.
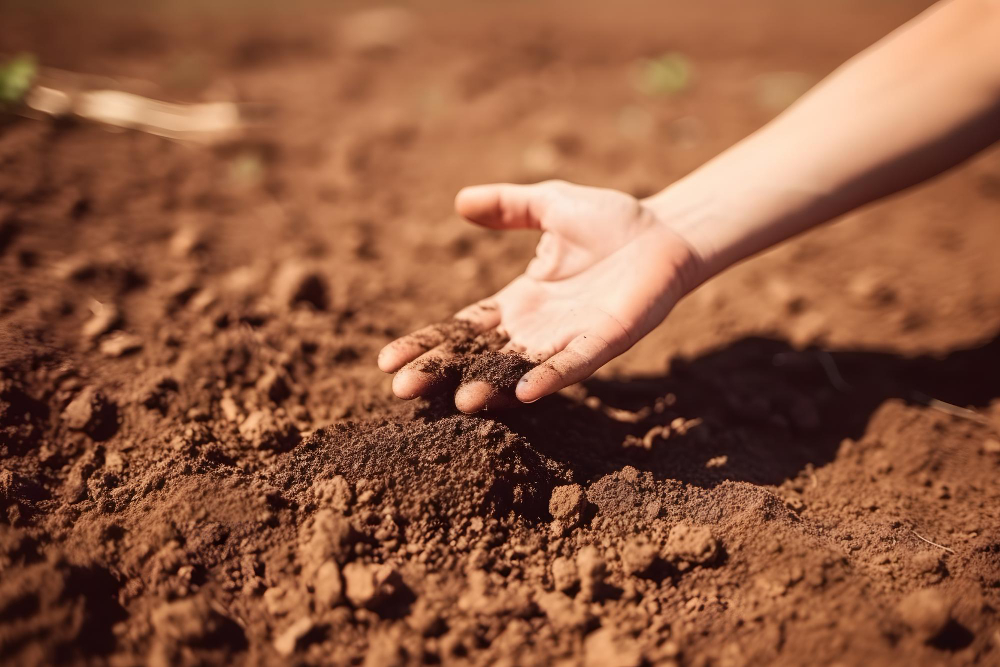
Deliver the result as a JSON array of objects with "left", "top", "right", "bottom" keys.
[
  {"left": 455, "top": 380, "right": 494, "bottom": 414},
  {"left": 515, "top": 377, "right": 545, "bottom": 404},
  {"left": 377, "top": 347, "right": 399, "bottom": 373},
  {"left": 392, "top": 369, "right": 429, "bottom": 400},
  {"left": 454, "top": 184, "right": 490, "bottom": 217}
]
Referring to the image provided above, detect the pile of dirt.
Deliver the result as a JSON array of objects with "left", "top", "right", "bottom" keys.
[{"left": 1, "top": 0, "right": 999, "bottom": 665}]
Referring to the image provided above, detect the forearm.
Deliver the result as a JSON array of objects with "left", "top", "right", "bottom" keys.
[{"left": 646, "top": 0, "right": 1000, "bottom": 286}]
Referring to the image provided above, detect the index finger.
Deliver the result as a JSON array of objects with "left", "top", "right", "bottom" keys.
[{"left": 377, "top": 300, "right": 500, "bottom": 373}]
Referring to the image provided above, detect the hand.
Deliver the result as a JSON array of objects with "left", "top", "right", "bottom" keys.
[{"left": 378, "top": 181, "right": 703, "bottom": 412}]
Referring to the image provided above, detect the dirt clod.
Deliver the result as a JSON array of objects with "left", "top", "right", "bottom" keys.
[
  {"left": 897, "top": 588, "right": 953, "bottom": 641},
  {"left": 238, "top": 409, "right": 300, "bottom": 450},
  {"left": 552, "top": 556, "right": 579, "bottom": 592},
  {"left": 274, "top": 617, "right": 317, "bottom": 657},
  {"left": 62, "top": 387, "right": 118, "bottom": 440},
  {"left": 343, "top": 562, "right": 400, "bottom": 611},
  {"left": 621, "top": 537, "right": 658, "bottom": 576},
  {"left": 272, "top": 262, "right": 329, "bottom": 310},
  {"left": 314, "top": 561, "right": 344, "bottom": 608},
  {"left": 664, "top": 522, "right": 719, "bottom": 569}
]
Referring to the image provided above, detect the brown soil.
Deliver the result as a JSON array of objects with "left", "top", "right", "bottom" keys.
[{"left": 2, "top": 0, "right": 999, "bottom": 665}]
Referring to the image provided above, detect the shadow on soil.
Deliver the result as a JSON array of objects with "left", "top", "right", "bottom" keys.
[{"left": 490, "top": 333, "right": 1000, "bottom": 488}]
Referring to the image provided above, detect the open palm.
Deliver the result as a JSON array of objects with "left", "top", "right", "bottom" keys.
[{"left": 378, "top": 181, "right": 702, "bottom": 412}]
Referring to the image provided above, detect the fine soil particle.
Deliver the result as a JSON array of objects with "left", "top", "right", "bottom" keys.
[
  {"left": 2, "top": 1, "right": 1000, "bottom": 665},
  {"left": 461, "top": 350, "right": 536, "bottom": 389},
  {"left": 410, "top": 322, "right": 537, "bottom": 391}
]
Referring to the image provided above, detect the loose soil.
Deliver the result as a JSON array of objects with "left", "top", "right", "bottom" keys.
[{"left": 1, "top": 0, "right": 1000, "bottom": 665}]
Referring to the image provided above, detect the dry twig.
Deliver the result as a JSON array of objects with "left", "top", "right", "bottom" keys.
[{"left": 910, "top": 529, "right": 956, "bottom": 555}]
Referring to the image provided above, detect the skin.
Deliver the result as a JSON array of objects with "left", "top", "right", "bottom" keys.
[{"left": 379, "top": 0, "right": 1000, "bottom": 413}]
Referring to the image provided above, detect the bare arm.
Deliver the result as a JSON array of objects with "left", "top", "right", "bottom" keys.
[{"left": 647, "top": 0, "right": 1000, "bottom": 283}]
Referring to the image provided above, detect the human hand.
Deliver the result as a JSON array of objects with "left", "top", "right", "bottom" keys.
[{"left": 378, "top": 181, "right": 703, "bottom": 412}]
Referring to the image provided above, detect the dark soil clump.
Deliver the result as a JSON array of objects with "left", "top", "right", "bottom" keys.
[
  {"left": 410, "top": 322, "right": 536, "bottom": 390},
  {"left": 462, "top": 350, "right": 536, "bottom": 389}
]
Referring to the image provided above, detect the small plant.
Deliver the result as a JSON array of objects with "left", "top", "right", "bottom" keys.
[
  {"left": 634, "top": 52, "right": 693, "bottom": 97},
  {"left": 0, "top": 53, "right": 38, "bottom": 107}
]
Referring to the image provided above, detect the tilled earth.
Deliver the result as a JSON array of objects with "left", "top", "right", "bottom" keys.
[{"left": 1, "top": 1, "right": 999, "bottom": 665}]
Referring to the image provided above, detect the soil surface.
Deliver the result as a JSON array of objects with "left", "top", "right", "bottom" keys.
[{"left": 2, "top": 0, "right": 1000, "bottom": 665}]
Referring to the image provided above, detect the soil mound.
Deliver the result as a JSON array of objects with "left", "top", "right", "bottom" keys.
[{"left": 287, "top": 415, "right": 567, "bottom": 522}]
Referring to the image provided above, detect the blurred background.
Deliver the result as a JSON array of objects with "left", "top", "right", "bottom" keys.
[{"left": 2, "top": 0, "right": 998, "bottom": 388}]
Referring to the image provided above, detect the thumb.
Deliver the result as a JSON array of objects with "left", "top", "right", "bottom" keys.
[{"left": 454, "top": 183, "right": 549, "bottom": 230}]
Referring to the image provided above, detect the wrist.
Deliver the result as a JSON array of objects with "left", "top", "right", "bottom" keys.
[{"left": 641, "top": 176, "right": 726, "bottom": 291}]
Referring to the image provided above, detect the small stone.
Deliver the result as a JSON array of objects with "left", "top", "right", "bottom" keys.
[
  {"left": 621, "top": 538, "right": 657, "bottom": 576},
  {"left": 99, "top": 331, "right": 143, "bottom": 358},
  {"left": 314, "top": 560, "right": 344, "bottom": 607},
  {"left": 897, "top": 588, "right": 952, "bottom": 641},
  {"left": 551, "top": 556, "right": 579, "bottom": 592},
  {"left": 273, "top": 617, "right": 316, "bottom": 657},
  {"left": 664, "top": 522, "right": 719, "bottom": 568}
]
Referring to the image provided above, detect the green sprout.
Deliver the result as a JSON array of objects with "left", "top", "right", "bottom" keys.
[
  {"left": 0, "top": 54, "right": 38, "bottom": 107},
  {"left": 634, "top": 52, "right": 693, "bottom": 97}
]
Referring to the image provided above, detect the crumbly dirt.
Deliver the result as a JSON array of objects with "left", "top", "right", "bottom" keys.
[{"left": 2, "top": 0, "right": 1000, "bottom": 665}]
